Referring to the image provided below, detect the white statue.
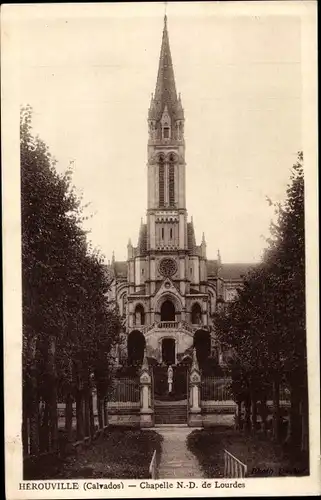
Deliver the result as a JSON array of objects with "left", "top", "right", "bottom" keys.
[{"left": 167, "top": 365, "right": 173, "bottom": 393}]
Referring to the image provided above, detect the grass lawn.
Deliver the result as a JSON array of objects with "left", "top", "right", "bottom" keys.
[
  {"left": 187, "top": 427, "right": 309, "bottom": 478},
  {"left": 25, "top": 427, "right": 163, "bottom": 479}
]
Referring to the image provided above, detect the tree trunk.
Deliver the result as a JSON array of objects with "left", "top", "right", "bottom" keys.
[
  {"left": 22, "top": 418, "right": 29, "bottom": 456},
  {"left": 272, "top": 378, "right": 281, "bottom": 442},
  {"left": 29, "top": 400, "right": 39, "bottom": 455},
  {"left": 29, "top": 335, "right": 39, "bottom": 455},
  {"left": 244, "top": 394, "right": 252, "bottom": 433},
  {"left": 103, "top": 396, "right": 108, "bottom": 427},
  {"left": 251, "top": 396, "right": 258, "bottom": 433},
  {"left": 65, "top": 392, "right": 73, "bottom": 441},
  {"left": 39, "top": 398, "right": 50, "bottom": 452},
  {"left": 97, "top": 387, "right": 104, "bottom": 429},
  {"left": 289, "top": 379, "right": 302, "bottom": 448},
  {"left": 235, "top": 401, "right": 242, "bottom": 430},
  {"left": 99, "top": 399, "right": 104, "bottom": 428},
  {"left": 84, "top": 378, "right": 90, "bottom": 438},
  {"left": 22, "top": 392, "right": 29, "bottom": 455},
  {"left": 89, "top": 390, "right": 95, "bottom": 437},
  {"left": 260, "top": 396, "right": 268, "bottom": 435},
  {"left": 76, "top": 372, "right": 85, "bottom": 440},
  {"left": 48, "top": 336, "right": 58, "bottom": 452},
  {"left": 65, "top": 357, "right": 74, "bottom": 441},
  {"left": 300, "top": 397, "right": 309, "bottom": 452},
  {"left": 76, "top": 393, "right": 84, "bottom": 440}
]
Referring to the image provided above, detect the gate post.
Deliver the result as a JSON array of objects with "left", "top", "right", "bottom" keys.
[
  {"left": 139, "top": 350, "right": 154, "bottom": 428},
  {"left": 188, "top": 349, "right": 202, "bottom": 427}
]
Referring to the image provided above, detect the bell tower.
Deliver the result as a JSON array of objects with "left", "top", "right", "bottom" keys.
[
  {"left": 147, "top": 15, "right": 187, "bottom": 252},
  {"left": 108, "top": 12, "right": 250, "bottom": 373}
]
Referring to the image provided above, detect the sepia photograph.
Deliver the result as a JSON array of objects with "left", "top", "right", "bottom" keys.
[{"left": 2, "top": 1, "right": 319, "bottom": 498}]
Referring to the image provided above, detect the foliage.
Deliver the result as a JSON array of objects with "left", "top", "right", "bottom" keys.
[
  {"left": 187, "top": 428, "right": 309, "bottom": 478},
  {"left": 21, "top": 105, "right": 121, "bottom": 453},
  {"left": 215, "top": 153, "right": 307, "bottom": 445},
  {"left": 25, "top": 429, "right": 163, "bottom": 480}
]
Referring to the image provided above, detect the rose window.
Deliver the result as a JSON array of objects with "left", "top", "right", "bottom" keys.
[{"left": 159, "top": 258, "right": 177, "bottom": 277}]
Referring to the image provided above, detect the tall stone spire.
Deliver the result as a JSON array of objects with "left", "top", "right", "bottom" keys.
[
  {"left": 148, "top": 15, "right": 184, "bottom": 123},
  {"left": 137, "top": 218, "right": 147, "bottom": 256},
  {"left": 127, "top": 238, "right": 133, "bottom": 259},
  {"left": 146, "top": 14, "right": 186, "bottom": 240},
  {"left": 155, "top": 15, "right": 177, "bottom": 108}
]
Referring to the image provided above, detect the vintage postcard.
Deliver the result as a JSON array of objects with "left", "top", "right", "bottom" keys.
[{"left": 2, "top": 1, "right": 319, "bottom": 498}]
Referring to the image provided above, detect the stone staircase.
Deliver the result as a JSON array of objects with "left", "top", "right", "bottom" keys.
[{"left": 154, "top": 402, "right": 188, "bottom": 425}]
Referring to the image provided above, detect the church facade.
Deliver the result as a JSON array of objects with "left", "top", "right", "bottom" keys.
[{"left": 108, "top": 17, "right": 254, "bottom": 368}]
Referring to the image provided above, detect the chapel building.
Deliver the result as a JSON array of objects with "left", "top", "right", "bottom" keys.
[{"left": 108, "top": 16, "right": 254, "bottom": 368}]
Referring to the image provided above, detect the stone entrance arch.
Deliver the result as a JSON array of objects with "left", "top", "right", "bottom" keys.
[
  {"left": 128, "top": 330, "right": 146, "bottom": 366},
  {"left": 156, "top": 292, "right": 182, "bottom": 323}
]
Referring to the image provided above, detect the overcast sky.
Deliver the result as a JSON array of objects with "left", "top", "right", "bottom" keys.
[{"left": 16, "top": 2, "right": 302, "bottom": 263}]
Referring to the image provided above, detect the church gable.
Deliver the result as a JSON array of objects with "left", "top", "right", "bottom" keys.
[{"left": 153, "top": 277, "right": 183, "bottom": 305}]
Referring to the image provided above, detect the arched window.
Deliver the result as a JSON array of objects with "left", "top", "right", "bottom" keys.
[
  {"left": 208, "top": 289, "right": 216, "bottom": 316},
  {"left": 160, "top": 300, "right": 175, "bottom": 322},
  {"left": 163, "top": 126, "right": 170, "bottom": 139},
  {"left": 121, "top": 293, "right": 127, "bottom": 316},
  {"left": 168, "top": 154, "right": 175, "bottom": 207},
  {"left": 134, "top": 304, "right": 145, "bottom": 326},
  {"left": 162, "top": 120, "right": 171, "bottom": 140},
  {"left": 159, "top": 156, "right": 165, "bottom": 207},
  {"left": 191, "top": 303, "right": 202, "bottom": 324}
]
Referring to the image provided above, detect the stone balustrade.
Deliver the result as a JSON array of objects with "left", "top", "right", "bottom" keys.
[
  {"left": 158, "top": 321, "right": 179, "bottom": 329},
  {"left": 143, "top": 321, "right": 196, "bottom": 334},
  {"left": 142, "top": 323, "right": 154, "bottom": 334}
]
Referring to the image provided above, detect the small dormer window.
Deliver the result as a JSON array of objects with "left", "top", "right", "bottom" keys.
[
  {"left": 161, "top": 106, "right": 171, "bottom": 140},
  {"left": 163, "top": 126, "right": 170, "bottom": 139}
]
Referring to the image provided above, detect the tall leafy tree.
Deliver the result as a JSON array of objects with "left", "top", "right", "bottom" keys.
[
  {"left": 216, "top": 153, "right": 307, "bottom": 448},
  {"left": 264, "top": 153, "right": 306, "bottom": 447},
  {"left": 21, "top": 105, "right": 121, "bottom": 455}
]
